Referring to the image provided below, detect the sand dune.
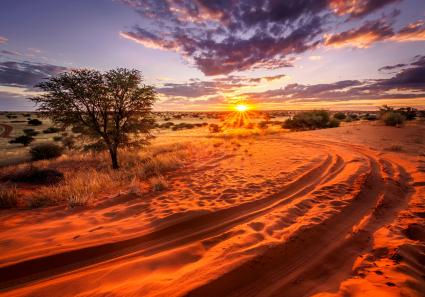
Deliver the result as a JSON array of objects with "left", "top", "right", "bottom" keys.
[{"left": 0, "top": 123, "right": 424, "bottom": 297}]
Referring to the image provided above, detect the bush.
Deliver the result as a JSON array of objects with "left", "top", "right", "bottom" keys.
[
  {"left": 9, "top": 135, "right": 34, "bottom": 146},
  {"left": 172, "top": 123, "right": 195, "bottom": 131},
  {"left": 23, "top": 128, "right": 39, "bottom": 137},
  {"left": 53, "top": 136, "right": 63, "bottom": 141},
  {"left": 363, "top": 113, "right": 377, "bottom": 121},
  {"left": 381, "top": 112, "right": 405, "bottom": 126},
  {"left": 159, "top": 121, "right": 175, "bottom": 129},
  {"left": 43, "top": 127, "right": 61, "bottom": 134},
  {"left": 209, "top": 123, "right": 221, "bottom": 133},
  {"left": 283, "top": 110, "right": 339, "bottom": 130},
  {"left": 28, "top": 119, "right": 42, "bottom": 126},
  {"left": 61, "top": 136, "right": 76, "bottom": 149},
  {"left": 5, "top": 167, "right": 64, "bottom": 185},
  {"left": 0, "top": 187, "right": 18, "bottom": 208},
  {"left": 333, "top": 112, "right": 346, "bottom": 120},
  {"left": 30, "top": 143, "right": 64, "bottom": 160},
  {"left": 257, "top": 121, "right": 268, "bottom": 129}
]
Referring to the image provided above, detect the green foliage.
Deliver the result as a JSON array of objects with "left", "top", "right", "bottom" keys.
[
  {"left": 9, "top": 135, "right": 34, "bottom": 146},
  {"left": 283, "top": 110, "right": 339, "bottom": 131},
  {"left": 31, "top": 68, "right": 157, "bottom": 169},
  {"left": 30, "top": 143, "right": 64, "bottom": 160}
]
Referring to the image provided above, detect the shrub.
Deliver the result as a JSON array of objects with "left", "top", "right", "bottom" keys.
[
  {"left": 5, "top": 167, "right": 64, "bottom": 185},
  {"left": 172, "top": 123, "right": 195, "bottom": 130},
  {"left": 333, "top": 112, "right": 346, "bottom": 120},
  {"left": 9, "top": 135, "right": 34, "bottom": 146},
  {"left": 53, "top": 136, "right": 63, "bottom": 141},
  {"left": 159, "top": 121, "right": 175, "bottom": 129},
  {"left": 363, "top": 113, "right": 377, "bottom": 121},
  {"left": 0, "top": 187, "right": 18, "bottom": 208},
  {"left": 209, "top": 123, "right": 221, "bottom": 133},
  {"left": 61, "top": 136, "right": 76, "bottom": 149},
  {"left": 381, "top": 112, "right": 405, "bottom": 126},
  {"left": 23, "top": 128, "right": 39, "bottom": 137},
  {"left": 397, "top": 107, "right": 417, "bottom": 120},
  {"left": 27, "top": 119, "right": 42, "bottom": 126},
  {"left": 283, "top": 110, "right": 339, "bottom": 130},
  {"left": 43, "top": 127, "right": 61, "bottom": 134},
  {"left": 257, "top": 121, "right": 268, "bottom": 129},
  {"left": 30, "top": 143, "right": 64, "bottom": 160}
]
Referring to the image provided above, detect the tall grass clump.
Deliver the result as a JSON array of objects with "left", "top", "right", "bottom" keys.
[{"left": 0, "top": 187, "right": 18, "bottom": 208}]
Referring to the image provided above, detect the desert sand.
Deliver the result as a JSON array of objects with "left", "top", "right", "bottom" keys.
[{"left": 0, "top": 122, "right": 424, "bottom": 297}]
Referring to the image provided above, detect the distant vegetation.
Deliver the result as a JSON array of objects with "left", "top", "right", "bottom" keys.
[
  {"left": 9, "top": 135, "right": 35, "bottom": 146},
  {"left": 30, "top": 143, "right": 64, "bottom": 161},
  {"left": 283, "top": 110, "right": 339, "bottom": 131},
  {"left": 378, "top": 105, "right": 419, "bottom": 126}
]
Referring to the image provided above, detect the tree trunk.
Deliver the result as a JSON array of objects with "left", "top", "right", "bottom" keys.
[{"left": 109, "top": 146, "right": 119, "bottom": 169}]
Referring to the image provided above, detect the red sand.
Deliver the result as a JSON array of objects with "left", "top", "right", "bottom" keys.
[{"left": 0, "top": 122, "right": 424, "bottom": 297}]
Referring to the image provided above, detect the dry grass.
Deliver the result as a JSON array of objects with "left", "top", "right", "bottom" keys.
[
  {"left": 386, "top": 144, "right": 403, "bottom": 152},
  {"left": 149, "top": 175, "right": 168, "bottom": 192},
  {"left": 207, "top": 126, "right": 281, "bottom": 139},
  {"left": 0, "top": 187, "right": 18, "bottom": 208},
  {"left": 0, "top": 142, "right": 196, "bottom": 208}
]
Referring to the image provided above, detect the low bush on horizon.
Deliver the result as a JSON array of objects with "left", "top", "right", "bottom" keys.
[{"left": 283, "top": 110, "right": 340, "bottom": 131}]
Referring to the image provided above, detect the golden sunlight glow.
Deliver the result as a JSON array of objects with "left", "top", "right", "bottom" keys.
[{"left": 235, "top": 104, "right": 249, "bottom": 112}]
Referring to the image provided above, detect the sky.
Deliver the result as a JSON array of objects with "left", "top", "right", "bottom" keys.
[{"left": 0, "top": 0, "right": 424, "bottom": 111}]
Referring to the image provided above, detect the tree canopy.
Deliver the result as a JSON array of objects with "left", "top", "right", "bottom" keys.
[{"left": 31, "top": 68, "right": 156, "bottom": 169}]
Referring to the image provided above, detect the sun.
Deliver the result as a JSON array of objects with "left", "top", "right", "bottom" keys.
[{"left": 235, "top": 104, "right": 249, "bottom": 112}]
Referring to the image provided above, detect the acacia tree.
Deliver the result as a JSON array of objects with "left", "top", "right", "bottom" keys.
[{"left": 31, "top": 68, "right": 156, "bottom": 169}]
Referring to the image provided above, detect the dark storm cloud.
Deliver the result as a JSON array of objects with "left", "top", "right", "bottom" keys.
[
  {"left": 0, "top": 59, "right": 68, "bottom": 88},
  {"left": 120, "top": 0, "right": 403, "bottom": 75}
]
